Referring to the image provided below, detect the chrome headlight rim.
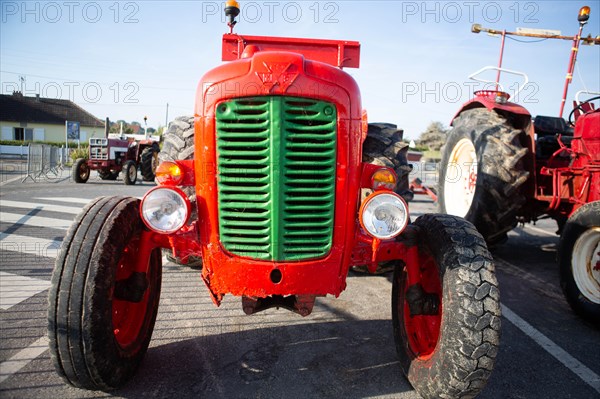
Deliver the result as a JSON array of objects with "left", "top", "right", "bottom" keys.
[
  {"left": 359, "top": 191, "right": 409, "bottom": 240},
  {"left": 140, "top": 186, "right": 191, "bottom": 234}
]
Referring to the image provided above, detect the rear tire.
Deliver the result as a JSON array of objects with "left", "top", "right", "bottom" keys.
[
  {"left": 98, "top": 170, "right": 119, "bottom": 180},
  {"left": 362, "top": 123, "right": 413, "bottom": 201},
  {"left": 122, "top": 160, "right": 137, "bottom": 185},
  {"left": 140, "top": 145, "right": 159, "bottom": 182},
  {"left": 72, "top": 158, "right": 89, "bottom": 183},
  {"left": 159, "top": 116, "right": 196, "bottom": 203},
  {"left": 393, "top": 214, "right": 501, "bottom": 398},
  {"left": 438, "top": 108, "right": 529, "bottom": 245},
  {"left": 48, "top": 196, "right": 162, "bottom": 390},
  {"left": 159, "top": 116, "right": 202, "bottom": 267},
  {"left": 559, "top": 201, "right": 600, "bottom": 325}
]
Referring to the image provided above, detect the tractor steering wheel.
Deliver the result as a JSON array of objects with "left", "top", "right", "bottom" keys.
[{"left": 568, "top": 95, "right": 600, "bottom": 126}]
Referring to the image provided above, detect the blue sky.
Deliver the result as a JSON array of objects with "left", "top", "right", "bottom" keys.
[{"left": 1, "top": 1, "right": 599, "bottom": 139}]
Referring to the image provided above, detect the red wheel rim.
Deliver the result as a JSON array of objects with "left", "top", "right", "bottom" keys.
[
  {"left": 112, "top": 236, "right": 149, "bottom": 348},
  {"left": 403, "top": 252, "right": 442, "bottom": 360}
]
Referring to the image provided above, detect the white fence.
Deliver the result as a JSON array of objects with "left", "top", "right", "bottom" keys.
[
  {"left": 0, "top": 144, "right": 29, "bottom": 157},
  {"left": 20, "top": 145, "right": 70, "bottom": 183}
]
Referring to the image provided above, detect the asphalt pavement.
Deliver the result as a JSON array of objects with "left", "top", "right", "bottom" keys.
[{"left": 0, "top": 163, "right": 598, "bottom": 399}]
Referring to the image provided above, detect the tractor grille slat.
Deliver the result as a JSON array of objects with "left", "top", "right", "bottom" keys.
[{"left": 216, "top": 96, "right": 337, "bottom": 261}]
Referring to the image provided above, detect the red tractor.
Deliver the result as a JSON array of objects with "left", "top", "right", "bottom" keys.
[
  {"left": 439, "top": 6, "right": 600, "bottom": 324},
  {"left": 48, "top": 3, "right": 500, "bottom": 397},
  {"left": 72, "top": 118, "right": 160, "bottom": 185}
]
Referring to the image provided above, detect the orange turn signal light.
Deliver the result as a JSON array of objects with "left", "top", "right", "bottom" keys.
[
  {"left": 578, "top": 6, "right": 590, "bottom": 22},
  {"left": 226, "top": 0, "right": 240, "bottom": 9},
  {"left": 371, "top": 169, "right": 397, "bottom": 191},
  {"left": 155, "top": 161, "right": 184, "bottom": 186}
]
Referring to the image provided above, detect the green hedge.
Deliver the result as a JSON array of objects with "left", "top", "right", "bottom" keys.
[{"left": 0, "top": 140, "right": 87, "bottom": 148}]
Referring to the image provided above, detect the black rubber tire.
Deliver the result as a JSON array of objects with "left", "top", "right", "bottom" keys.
[
  {"left": 72, "top": 158, "right": 89, "bottom": 183},
  {"left": 362, "top": 123, "right": 413, "bottom": 201},
  {"left": 98, "top": 170, "right": 119, "bottom": 180},
  {"left": 47, "top": 196, "right": 162, "bottom": 390},
  {"left": 122, "top": 160, "right": 137, "bottom": 185},
  {"left": 558, "top": 201, "right": 600, "bottom": 326},
  {"left": 393, "top": 214, "right": 501, "bottom": 399},
  {"left": 159, "top": 116, "right": 196, "bottom": 203},
  {"left": 438, "top": 108, "right": 529, "bottom": 245},
  {"left": 140, "top": 145, "right": 159, "bottom": 182},
  {"left": 158, "top": 116, "right": 202, "bottom": 267}
]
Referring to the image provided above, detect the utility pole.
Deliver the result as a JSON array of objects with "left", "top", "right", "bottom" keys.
[{"left": 165, "top": 103, "right": 169, "bottom": 128}]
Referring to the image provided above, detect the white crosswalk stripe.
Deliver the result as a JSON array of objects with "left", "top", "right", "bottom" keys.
[
  {"left": 0, "top": 272, "right": 52, "bottom": 310},
  {"left": 0, "top": 200, "right": 82, "bottom": 215},
  {"left": 33, "top": 197, "right": 92, "bottom": 205},
  {"left": 0, "top": 197, "right": 80, "bottom": 314},
  {"left": 0, "top": 212, "right": 71, "bottom": 230}
]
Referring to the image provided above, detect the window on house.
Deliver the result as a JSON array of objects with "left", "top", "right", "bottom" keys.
[{"left": 13, "top": 128, "right": 33, "bottom": 141}]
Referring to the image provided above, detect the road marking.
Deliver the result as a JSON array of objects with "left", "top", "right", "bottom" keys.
[
  {"left": 33, "top": 197, "right": 91, "bottom": 205},
  {"left": 0, "top": 336, "right": 49, "bottom": 384},
  {"left": 0, "top": 200, "right": 81, "bottom": 215},
  {"left": 0, "top": 272, "right": 52, "bottom": 310},
  {"left": 0, "top": 212, "right": 72, "bottom": 230},
  {"left": 0, "top": 233, "right": 61, "bottom": 258},
  {"left": 502, "top": 304, "right": 600, "bottom": 393}
]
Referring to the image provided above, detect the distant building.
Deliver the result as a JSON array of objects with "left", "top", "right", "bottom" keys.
[{"left": 0, "top": 92, "right": 105, "bottom": 142}]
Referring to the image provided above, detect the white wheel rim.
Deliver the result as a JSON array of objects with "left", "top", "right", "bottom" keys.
[
  {"left": 572, "top": 227, "right": 600, "bottom": 304},
  {"left": 443, "top": 138, "right": 478, "bottom": 217}
]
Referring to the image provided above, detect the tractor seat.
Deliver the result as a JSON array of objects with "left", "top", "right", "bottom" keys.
[{"left": 533, "top": 115, "right": 574, "bottom": 137}]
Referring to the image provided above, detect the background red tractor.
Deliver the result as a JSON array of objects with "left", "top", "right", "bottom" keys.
[
  {"left": 72, "top": 118, "right": 160, "bottom": 185},
  {"left": 439, "top": 6, "right": 600, "bottom": 324},
  {"left": 49, "top": 2, "right": 500, "bottom": 397}
]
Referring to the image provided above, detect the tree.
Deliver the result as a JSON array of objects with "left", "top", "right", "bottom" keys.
[{"left": 417, "top": 122, "right": 448, "bottom": 152}]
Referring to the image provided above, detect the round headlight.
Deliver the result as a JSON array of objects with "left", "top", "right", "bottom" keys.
[
  {"left": 141, "top": 187, "right": 189, "bottom": 234},
  {"left": 360, "top": 192, "right": 409, "bottom": 239}
]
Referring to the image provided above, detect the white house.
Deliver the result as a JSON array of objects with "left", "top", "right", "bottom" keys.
[{"left": 0, "top": 92, "right": 105, "bottom": 143}]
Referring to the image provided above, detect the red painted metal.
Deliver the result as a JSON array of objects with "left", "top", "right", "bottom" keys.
[
  {"left": 142, "top": 32, "right": 426, "bottom": 312},
  {"left": 450, "top": 91, "right": 531, "bottom": 126},
  {"left": 409, "top": 178, "right": 438, "bottom": 202},
  {"left": 495, "top": 30, "right": 507, "bottom": 90},
  {"left": 193, "top": 46, "right": 368, "bottom": 300},
  {"left": 403, "top": 250, "right": 442, "bottom": 359},
  {"left": 538, "top": 109, "right": 600, "bottom": 216},
  {"left": 222, "top": 34, "right": 360, "bottom": 69},
  {"left": 113, "top": 236, "right": 151, "bottom": 348},
  {"left": 559, "top": 24, "right": 586, "bottom": 118}
]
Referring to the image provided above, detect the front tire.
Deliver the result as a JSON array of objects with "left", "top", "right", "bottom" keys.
[
  {"left": 48, "top": 196, "right": 162, "bottom": 390},
  {"left": 559, "top": 201, "right": 600, "bottom": 325},
  {"left": 438, "top": 108, "right": 529, "bottom": 245},
  {"left": 122, "top": 160, "right": 137, "bottom": 185},
  {"left": 72, "top": 158, "right": 89, "bottom": 183},
  {"left": 393, "top": 214, "right": 501, "bottom": 398}
]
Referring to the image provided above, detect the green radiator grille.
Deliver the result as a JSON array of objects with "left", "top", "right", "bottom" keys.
[{"left": 216, "top": 96, "right": 337, "bottom": 261}]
